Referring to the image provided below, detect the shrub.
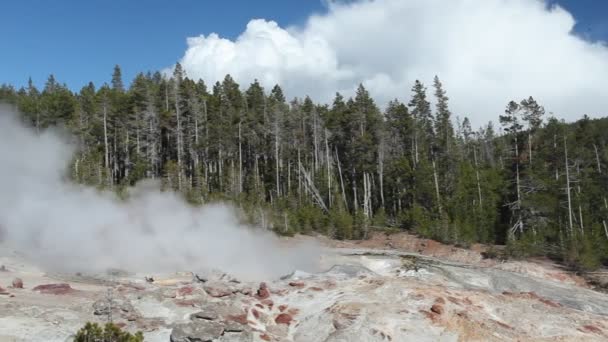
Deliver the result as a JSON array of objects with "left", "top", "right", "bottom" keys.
[{"left": 74, "top": 322, "right": 144, "bottom": 342}]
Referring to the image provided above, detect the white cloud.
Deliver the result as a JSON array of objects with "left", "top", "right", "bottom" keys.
[{"left": 174, "top": 0, "right": 608, "bottom": 126}]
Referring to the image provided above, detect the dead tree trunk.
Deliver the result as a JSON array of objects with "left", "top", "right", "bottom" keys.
[
  {"left": 335, "top": 147, "right": 347, "bottom": 208},
  {"left": 299, "top": 164, "right": 328, "bottom": 213},
  {"left": 274, "top": 118, "right": 280, "bottom": 198},
  {"left": 564, "top": 136, "right": 574, "bottom": 236},
  {"left": 102, "top": 99, "right": 111, "bottom": 187},
  {"left": 474, "top": 148, "right": 483, "bottom": 209},
  {"left": 378, "top": 142, "right": 385, "bottom": 209},
  {"left": 432, "top": 159, "right": 442, "bottom": 214},
  {"left": 594, "top": 144, "right": 602, "bottom": 174}
]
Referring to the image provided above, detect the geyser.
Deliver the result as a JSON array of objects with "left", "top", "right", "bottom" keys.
[{"left": 0, "top": 106, "right": 321, "bottom": 280}]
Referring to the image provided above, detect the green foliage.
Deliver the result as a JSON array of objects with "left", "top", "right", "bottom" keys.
[
  {"left": 329, "top": 208, "right": 354, "bottom": 240},
  {"left": 74, "top": 322, "right": 144, "bottom": 342},
  {"left": 3, "top": 69, "right": 608, "bottom": 271}
]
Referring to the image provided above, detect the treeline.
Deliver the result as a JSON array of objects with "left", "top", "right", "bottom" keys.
[{"left": 1, "top": 64, "right": 607, "bottom": 269}]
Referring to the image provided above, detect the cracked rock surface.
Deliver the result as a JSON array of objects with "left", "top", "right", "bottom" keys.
[{"left": 1, "top": 234, "right": 608, "bottom": 341}]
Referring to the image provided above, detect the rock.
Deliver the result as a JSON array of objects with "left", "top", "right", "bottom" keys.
[
  {"left": 174, "top": 299, "right": 200, "bottom": 307},
  {"left": 289, "top": 281, "right": 306, "bottom": 288},
  {"left": 11, "top": 278, "right": 23, "bottom": 289},
  {"left": 275, "top": 313, "right": 293, "bottom": 325},
  {"left": 93, "top": 298, "right": 136, "bottom": 318},
  {"left": 220, "top": 329, "right": 253, "bottom": 342},
  {"left": 251, "top": 308, "right": 261, "bottom": 319},
  {"left": 204, "top": 282, "right": 236, "bottom": 298},
  {"left": 93, "top": 300, "right": 111, "bottom": 316},
  {"left": 194, "top": 274, "right": 208, "bottom": 283},
  {"left": 0, "top": 286, "right": 9, "bottom": 295},
  {"left": 226, "top": 314, "right": 248, "bottom": 325},
  {"left": 430, "top": 304, "right": 444, "bottom": 315},
  {"left": 0, "top": 265, "right": 7, "bottom": 272},
  {"left": 579, "top": 325, "right": 603, "bottom": 334},
  {"left": 259, "top": 334, "right": 272, "bottom": 341},
  {"left": 256, "top": 282, "right": 270, "bottom": 299},
  {"left": 170, "top": 321, "right": 225, "bottom": 342},
  {"left": 191, "top": 308, "right": 220, "bottom": 321},
  {"left": 261, "top": 299, "right": 274, "bottom": 309},
  {"left": 32, "top": 283, "right": 73, "bottom": 295},
  {"left": 177, "top": 286, "right": 194, "bottom": 297}
]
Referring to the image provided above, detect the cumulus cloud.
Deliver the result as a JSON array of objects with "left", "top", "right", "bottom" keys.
[{"left": 174, "top": 0, "right": 608, "bottom": 126}]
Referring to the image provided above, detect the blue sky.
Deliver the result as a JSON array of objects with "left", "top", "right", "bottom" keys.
[
  {"left": 1, "top": 0, "right": 607, "bottom": 92},
  {"left": 1, "top": 0, "right": 323, "bottom": 90}
]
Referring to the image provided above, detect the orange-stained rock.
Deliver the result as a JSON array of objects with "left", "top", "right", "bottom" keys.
[
  {"left": 32, "top": 283, "right": 73, "bottom": 295},
  {"left": 275, "top": 313, "right": 293, "bottom": 325}
]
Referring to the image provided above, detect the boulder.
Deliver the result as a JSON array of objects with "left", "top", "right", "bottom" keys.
[
  {"left": 256, "top": 282, "right": 270, "bottom": 299},
  {"left": 11, "top": 278, "right": 23, "bottom": 289},
  {"left": 203, "top": 281, "right": 236, "bottom": 298},
  {"left": 275, "top": 313, "right": 293, "bottom": 325},
  {"left": 170, "top": 321, "right": 225, "bottom": 342},
  {"left": 0, "top": 286, "right": 9, "bottom": 295},
  {"left": 92, "top": 298, "right": 137, "bottom": 319}
]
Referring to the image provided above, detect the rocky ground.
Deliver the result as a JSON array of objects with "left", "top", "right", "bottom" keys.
[{"left": 1, "top": 232, "right": 608, "bottom": 341}]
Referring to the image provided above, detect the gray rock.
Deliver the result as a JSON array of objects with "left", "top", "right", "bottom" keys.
[
  {"left": 191, "top": 308, "right": 220, "bottom": 321},
  {"left": 170, "top": 321, "right": 225, "bottom": 342},
  {"left": 218, "top": 330, "right": 253, "bottom": 342}
]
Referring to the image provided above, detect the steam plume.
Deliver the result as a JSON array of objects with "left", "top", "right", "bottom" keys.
[{"left": 0, "top": 106, "right": 320, "bottom": 281}]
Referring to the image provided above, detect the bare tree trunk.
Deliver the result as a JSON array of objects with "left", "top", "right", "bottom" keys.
[
  {"left": 515, "top": 137, "right": 523, "bottom": 234},
  {"left": 474, "top": 148, "right": 483, "bottom": 209},
  {"left": 275, "top": 119, "right": 280, "bottom": 198},
  {"left": 325, "top": 129, "right": 332, "bottom": 208},
  {"left": 528, "top": 133, "right": 533, "bottom": 165},
  {"left": 603, "top": 197, "right": 608, "bottom": 239},
  {"left": 218, "top": 147, "right": 223, "bottom": 192},
  {"left": 238, "top": 121, "right": 243, "bottom": 194},
  {"left": 299, "top": 164, "right": 328, "bottom": 212},
  {"left": 287, "top": 160, "right": 291, "bottom": 197},
  {"left": 113, "top": 127, "right": 118, "bottom": 184},
  {"left": 564, "top": 136, "right": 574, "bottom": 236},
  {"left": 102, "top": 100, "right": 110, "bottom": 186},
  {"left": 174, "top": 86, "right": 182, "bottom": 191},
  {"left": 297, "top": 148, "right": 302, "bottom": 202},
  {"left": 335, "top": 147, "right": 347, "bottom": 208},
  {"left": 594, "top": 144, "right": 602, "bottom": 174},
  {"left": 414, "top": 135, "right": 419, "bottom": 167},
  {"left": 124, "top": 129, "right": 130, "bottom": 179},
  {"left": 378, "top": 141, "right": 385, "bottom": 209},
  {"left": 352, "top": 168, "right": 358, "bottom": 210},
  {"left": 432, "top": 159, "right": 442, "bottom": 215},
  {"left": 313, "top": 110, "right": 319, "bottom": 171},
  {"left": 554, "top": 134, "right": 559, "bottom": 181}
]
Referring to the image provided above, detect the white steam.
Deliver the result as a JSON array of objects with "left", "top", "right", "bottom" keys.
[{"left": 0, "top": 107, "right": 321, "bottom": 281}]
